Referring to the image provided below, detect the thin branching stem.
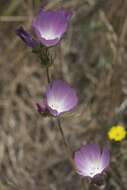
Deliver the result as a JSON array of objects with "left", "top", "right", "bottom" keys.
[
  {"left": 57, "top": 117, "right": 68, "bottom": 150},
  {"left": 46, "top": 66, "right": 51, "bottom": 84},
  {"left": 57, "top": 117, "right": 75, "bottom": 168}
]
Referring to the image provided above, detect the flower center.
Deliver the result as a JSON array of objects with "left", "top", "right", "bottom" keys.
[
  {"left": 41, "top": 30, "right": 58, "bottom": 40},
  {"left": 49, "top": 101, "right": 64, "bottom": 113},
  {"left": 88, "top": 164, "right": 101, "bottom": 177}
]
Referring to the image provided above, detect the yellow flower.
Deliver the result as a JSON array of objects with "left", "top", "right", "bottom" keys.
[{"left": 108, "top": 125, "right": 126, "bottom": 141}]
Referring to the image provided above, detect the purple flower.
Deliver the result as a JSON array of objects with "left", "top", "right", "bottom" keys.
[
  {"left": 37, "top": 80, "right": 78, "bottom": 116},
  {"left": 16, "top": 26, "right": 39, "bottom": 48},
  {"left": 32, "top": 8, "right": 72, "bottom": 47},
  {"left": 74, "top": 144, "right": 110, "bottom": 178}
]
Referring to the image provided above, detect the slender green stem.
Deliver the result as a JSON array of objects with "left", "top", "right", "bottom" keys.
[
  {"left": 57, "top": 117, "right": 69, "bottom": 150},
  {"left": 46, "top": 67, "right": 51, "bottom": 84},
  {"left": 57, "top": 117, "right": 75, "bottom": 168}
]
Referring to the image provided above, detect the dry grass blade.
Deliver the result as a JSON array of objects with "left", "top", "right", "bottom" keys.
[{"left": 0, "top": 16, "right": 27, "bottom": 22}]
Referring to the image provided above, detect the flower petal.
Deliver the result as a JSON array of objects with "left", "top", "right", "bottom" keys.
[
  {"left": 100, "top": 147, "right": 110, "bottom": 171},
  {"left": 16, "top": 26, "right": 38, "bottom": 48},
  {"left": 74, "top": 148, "right": 90, "bottom": 176},
  {"left": 36, "top": 98, "right": 48, "bottom": 114},
  {"left": 38, "top": 37, "right": 60, "bottom": 47}
]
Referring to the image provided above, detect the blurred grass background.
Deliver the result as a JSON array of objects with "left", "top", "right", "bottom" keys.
[{"left": 0, "top": 0, "right": 127, "bottom": 189}]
